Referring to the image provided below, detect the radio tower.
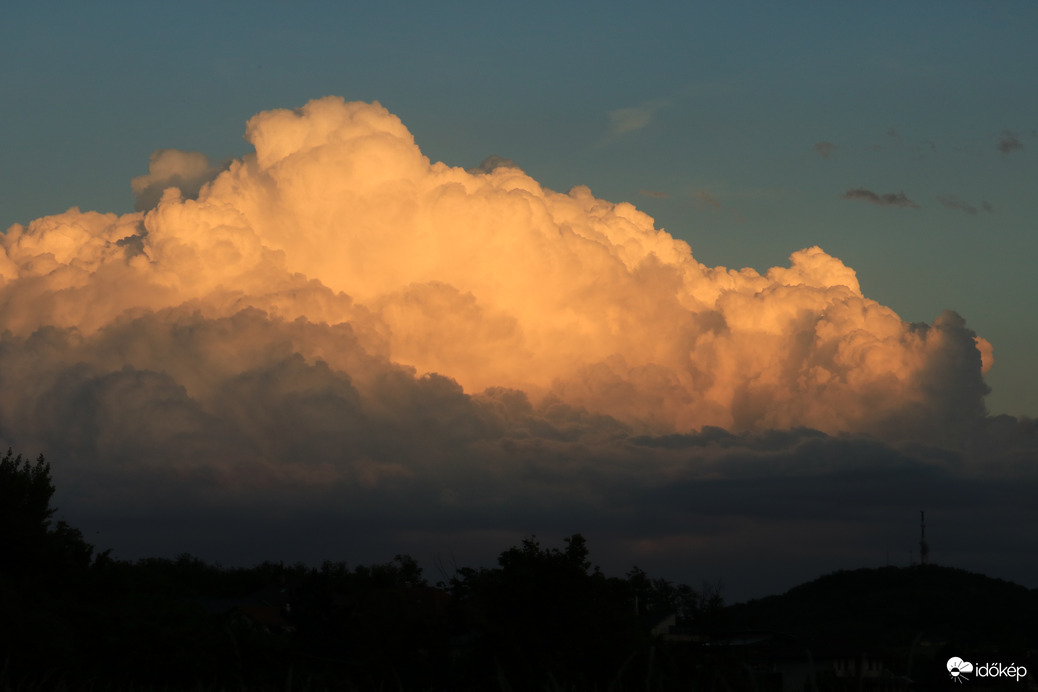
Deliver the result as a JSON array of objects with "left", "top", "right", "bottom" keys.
[{"left": 919, "top": 510, "right": 930, "bottom": 565}]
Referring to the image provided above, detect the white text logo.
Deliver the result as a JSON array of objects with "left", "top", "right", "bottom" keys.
[{"left": 948, "top": 656, "right": 1028, "bottom": 683}]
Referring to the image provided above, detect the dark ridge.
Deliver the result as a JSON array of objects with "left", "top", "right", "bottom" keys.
[{"left": 725, "top": 563, "right": 1038, "bottom": 648}]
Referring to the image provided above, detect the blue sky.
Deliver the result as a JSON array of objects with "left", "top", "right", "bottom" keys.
[{"left": 2, "top": 2, "right": 1037, "bottom": 599}]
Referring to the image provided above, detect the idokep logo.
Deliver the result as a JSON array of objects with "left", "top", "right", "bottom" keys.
[
  {"left": 948, "top": 657, "right": 974, "bottom": 683},
  {"left": 947, "top": 656, "right": 1029, "bottom": 683}
]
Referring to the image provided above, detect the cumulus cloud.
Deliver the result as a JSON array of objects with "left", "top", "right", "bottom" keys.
[
  {"left": 0, "top": 95, "right": 997, "bottom": 445},
  {"left": 842, "top": 188, "right": 919, "bottom": 208},
  {"left": 2, "top": 97, "right": 1028, "bottom": 598},
  {"left": 131, "top": 149, "right": 227, "bottom": 211}
]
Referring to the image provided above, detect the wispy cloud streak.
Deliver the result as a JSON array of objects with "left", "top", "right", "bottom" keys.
[
  {"left": 599, "top": 100, "right": 667, "bottom": 147},
  {"left": 842, "top": 188, "right": 919, "bottom": 208},
  {"left": 937, "top": 195, "right": 978, "bottom": 215}
]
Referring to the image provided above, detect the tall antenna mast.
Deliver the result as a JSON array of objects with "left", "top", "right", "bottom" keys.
[{"left": 919, "top": 510, "right": 930, "bottom": 565}]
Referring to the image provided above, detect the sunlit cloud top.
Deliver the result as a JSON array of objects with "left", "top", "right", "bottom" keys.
[{"left": 1, "top": 97, "right": 993, "bottom": 442}]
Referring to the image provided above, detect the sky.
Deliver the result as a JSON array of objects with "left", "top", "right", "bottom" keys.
[{"left": 1, "top": 2, "right": 1036, "bottom": 601}]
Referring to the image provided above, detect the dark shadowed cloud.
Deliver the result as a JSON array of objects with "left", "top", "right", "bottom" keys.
[
  {"left": 997, "top": 131, "right": 1023, "bottom": 156},
  {"left": 842, "top": 188, "right": 919, "bottom": 208},
  {"left": 470, "top": 155, "right": 521, "bottom": 175}
]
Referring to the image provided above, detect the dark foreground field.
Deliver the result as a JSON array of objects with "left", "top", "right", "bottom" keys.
[{"left": 4, "top": 453, "right": 1036, "bottom": 690}]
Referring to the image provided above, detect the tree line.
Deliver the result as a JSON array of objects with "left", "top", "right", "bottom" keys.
[{"left": 1, "top": 451, "right": 728, "bottom": 690}]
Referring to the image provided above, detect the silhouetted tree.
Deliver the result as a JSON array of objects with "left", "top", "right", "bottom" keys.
[
  {"left": 0, "top": 449, "right": 93, "bottom": 578},
  {"left": 0, "top": 450, "right": 100, "bottom": 685},
  {"left": 449, "top": 534, "right": 643, "bottom": 687},
  {"left": 0, "top": 450, "right": 54, "bottom": 572},
  {"left": 627, "top": 567, "right": 692, "bottom": 620}
]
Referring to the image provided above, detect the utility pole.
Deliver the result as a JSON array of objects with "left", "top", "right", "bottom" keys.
[{"left": 919, "top": 510, "right": 930, "bottom": 565}]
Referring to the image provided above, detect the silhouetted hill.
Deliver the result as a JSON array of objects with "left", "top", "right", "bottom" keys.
[{"left": 724, "top": 564, "right": 1038, "bottom": 651}]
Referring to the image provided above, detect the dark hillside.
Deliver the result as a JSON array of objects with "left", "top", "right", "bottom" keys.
[
  {"left": 719, "top": 564, "right": 1037, "bottom": 688},
  {"left": 726, "top": 564, "right": 1037, "bottom": 648}
]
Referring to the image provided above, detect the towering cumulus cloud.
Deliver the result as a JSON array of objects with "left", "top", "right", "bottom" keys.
[
  {"left": 0, "top": 97, "right": 991, "bottom": 438},
  {"left": 1, "top": 98, "right": 1026, "bottom": 592}
]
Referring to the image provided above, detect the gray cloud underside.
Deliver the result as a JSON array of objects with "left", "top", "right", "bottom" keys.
[{"left": 1, "top": 306, "right": 1033, "bottom": 599}]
